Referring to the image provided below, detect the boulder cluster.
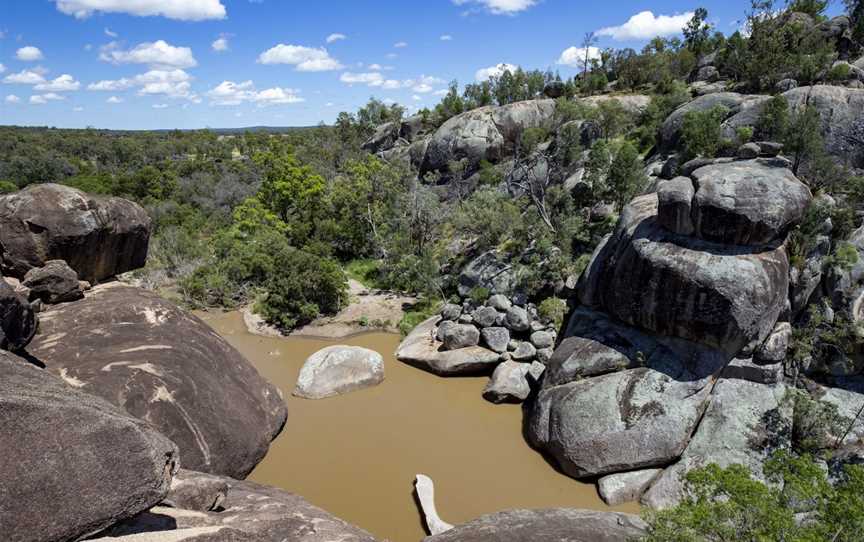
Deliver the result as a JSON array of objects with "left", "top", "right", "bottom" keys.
[
  {"left": 0, "top": 183, "right": 379, "bottom": 542},
  {"left": 529, "top": 157, "right": 814, "bottom": 506},
  {"left": 397, "top": 292, "right": 558, "bottom": 403}
]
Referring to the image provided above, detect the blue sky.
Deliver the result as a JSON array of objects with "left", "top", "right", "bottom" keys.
[{"left": 0, "top": 0, "right": 842, "bottom": 129}]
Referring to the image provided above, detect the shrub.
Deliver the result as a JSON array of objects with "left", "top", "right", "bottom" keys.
[
  {"left": 784, "top": 388, "right": 850, "bottom": 454},
  {"left": 607, "top": 141, "right": 646, "bottom": 210},
  {"left": 0, "top": 180, "right": 18, "bottom": 194},
  {"left": 757, "top": 95, "right": 790, "bottom": 142},
  {"left": 538, "top": 297, "right": 567, "bottom": 330},
  {"left": 736, "top": 126, "right": 754, "bottom": 143},
  {"left": 828, "top": 63, "right": 852, "bottom": 82},
  {"left": 399, "top": 297, "right": 442, "bottom": 336},
  {"left": 681, "top": 105, "right": 728, "bottom": 160},
  {"left": 468, "top": 286, "right": 491, "bottom": 305}
]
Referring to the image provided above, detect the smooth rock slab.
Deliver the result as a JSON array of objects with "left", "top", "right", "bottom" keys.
[
  {"left": 96, "top": 473, "right": 379, "bottom": 542},
  {"left": 422, "top": 509, "right": 647, "bottom": 542},
  {"left": 27, "top": 283, "right": 288, "bottom": 479},
  {"left": 0, "top": 183, "right": 151, "bottom": 283},
  {"left": 0, "top": 352, "right": 177, "bottom": 542},
  {"left": 397, "top": 316, "right": 501, "bottom": 376},
  {"left": 294, "top": 346, "right": 384, "bottom": 399},
  {"left": 642, "top": 379, "right": 789, "bottom": 509},
  {"left": 598, "top": 469, "right": 662, "bottom": 506}
]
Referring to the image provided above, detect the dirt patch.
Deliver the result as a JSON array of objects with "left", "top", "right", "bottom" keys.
[{"left": 243, "top": 279, "right": 417, "bottom": 339}]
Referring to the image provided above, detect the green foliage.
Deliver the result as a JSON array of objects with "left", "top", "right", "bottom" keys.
[
  {"left": 607, "top": 141, "right": 646, "bottom": 210},
  {"left": 538, "top": 297, "right": 567, "bottom": 330},
  {"left": 398, "top": 297, "right": 442, "bottom": 336},
  {"left": 681, "top": 105, "right": 729, "bottom": 160},
  {"left": 829, "top": 62, "right": 853, "bottom": 81},
  {"left": 642, "top": 452, "right": 864, "bottom": 542},
  {"left": 757, "top": 95, "right": 790, "bottom": 141},
  {"left": 519, "top": 127, "right": 549, "bottom": 154},
  {"left": 784, "top": 388, "right": 850, "bottom": 453},
  {"left": 596, "top": 99, "right": 631, "bottom": 140},
  {"left": 825, "top": 241, "right": 860, "bottom": 272},
  {"left": 785, "top": 104, "right": 825, "bottom": 176},
  {"left": 789, "top": 0, "right": 829, "bottom": 17},
  {"left": 468, "top": 286, "right": 491, "bottom": 305},
  {"left": 0, "top": 180, "right": 18, "bottom": 194},
  {"left": 736, "top": 126, "right": 754, "bottom": 144},
  {"left": 683, "top": 8, "right": 713, "bottom": 56},
  {"left": 344, "top": 259, "right": 384, "bottom": 289}
]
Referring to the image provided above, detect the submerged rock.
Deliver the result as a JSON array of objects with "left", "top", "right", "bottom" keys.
[
  {"left": 396, "top": 316, "right": 500, "bottom": 376},
  {"left": 27, "top": 283, "right": 287, "bottom": 479},
  {"left": 422, "top": 509, "right": 647, "bottom": 542},
  {"left": 294, "top": 346, "right": 385, "bottom": 399},
  {"left": 0, "top": 183, "right": 151, "bottom": 283},
  {"left": 0, "top": 352, "right": 177, "bottom": 542}
]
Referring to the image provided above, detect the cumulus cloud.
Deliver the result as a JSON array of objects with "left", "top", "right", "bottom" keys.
[
  {"left": 16, "top": 46, "right": 44, "bottom": 61},
  {"left": 0, "top": 64, "right": 5, "bottom": 74},
  {"left": 394, "top": 41, "right": 408, "bottom": 48},
  {"left": 257, "top": 44, "right": 342, "bottom": 71},
  {"left": 104, "top": 28, "right": 118, "bottom": 38},
  {"left": 107, "top": 96, "right": 124, "bottom": 103},
  {"left": 475, "top": 62, "right": 518, "bottom": 81},
  {"left": 452, "top": 0, "right": 537, "bottom": 15},
  {"left": 206, "top": 80, "right": 304, "bottom": 106},
  {"left": 88, "top": 69, "right": 197, "bottom": 100},
  {"left": 326, "top": 33, "right": 347, "bottom": 43},
  {"left": 153, "top": 103, "right": 169, "bottom": 109},
  {"left": 34, "top": 74, "right": 81, "bottom": 92},
  {"left": 30, "top": 93, "right": 65, "bottom": 105},
  {"left": 556, "top": 46, "right": 602, "bottom": 69},
  {"left": 212, "top": 36, "right": 229, "bottom": 52},
  {"left": 100, "top": 40, "right": 197, "bottom": 69},
  {"left": 596, "top": 11, "right": 694, "bottom": 41},
  {"left": 440, "top": 35, "right": 453, "bottom": 41},
  {"left": 3, "top": 69, "right": 48, "bottom": 85},
  {"left": 54, "top": 0, "right": 226, "bottom": 21},
  {"left": 339, "top": 72, "right": 443, "bottom": 93},
  {"left": 5, "top": 94, "right": 20, "bottom": 103}
]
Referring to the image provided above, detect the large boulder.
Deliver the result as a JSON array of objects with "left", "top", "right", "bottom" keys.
[
  {"left": 422, "top": 99, "right": 556, "bottom": 173},
  {"left": 0, "top": 352, "right": 177, "bottom": 542},
  {"left": 457, "top": 250, "right": 519, "bottom": 297},
  {"left": 26, "top": 283, "right": 287, "bottom": 479},
  {"left": 0, "top": 278, "right": 37, "bottom": 351},
  {"left": 689, "top": 160, "right": 812, "bottom": 245},
  {"left": 579, "top": 193, "right": 791, "bottom": 355},
  {"left": 579, "top": 94, "right": 651, "bottom": 116},
  {"left": 396, "top": 316, "right": 500, "bottom": 376},
  {"left": 294, "top": 346, "right": 384, "bottom": 399},
  {"left": 642, "top": 379, "right": 789, "bottom": 509},
  {"left": 22, "top": 259, "right": 84, "bottom": 304},
  {"left": 659, "top": 92, "right": 766, "bottom": 150},
  {"left": 530, "top": 366, "right": 716, "bottom": 478},
  {"left": 0, "top": 183, "right": 151, "bottom": 283},
  {"left": 422, "top": 509, "right": 647, "bottom": 542},
  {"left": 96, "top": 471, "right": 379, "bottom": 542},
  {"left": 361, "top": 121, "right": 399, "bottom": 154}
]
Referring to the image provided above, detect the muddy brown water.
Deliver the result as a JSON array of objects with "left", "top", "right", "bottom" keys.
[{"left": 199, "top": 310, "right": 638, "bottom": 542}]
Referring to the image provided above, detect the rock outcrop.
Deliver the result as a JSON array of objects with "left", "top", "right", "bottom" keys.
[
  {"left": 0, "top": 183, "right": 151, "bottom": 283},
  {"left": 27, "top": 283, "right": 287, "bottom": 479},
  {"left": 22, "top": 259, "right": 84, "bottom": 304},
  {"left": 0, "top": 352, "right": 177, "bottom": 542},
  {"left": 422, "top": 509, "right": 647, "bottom": 542},
  {"left": 95, "top": 471, "right": 379, "bottom": 542},
  {"left": 0, "top": 278, "right": 37, "bottom": 351},
  {"left": 294, "top": 345, "right": 384, "bottom": 399},
  {"left": 659, "top": 92, "right": 769, "bottom": 150},
  {"left": 396, "top": 316, "right": 501, "bottom": 375},
  {"left": 422, "top": 99, "right": 556, "bottom": 173}
]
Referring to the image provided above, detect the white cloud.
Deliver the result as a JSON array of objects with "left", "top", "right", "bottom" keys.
[
  {"left": 440, "top": 35, "right": 453, "bottom": 41},
  {"left": 0, "top": 64, "right": 4, "bottom": 74},
  {"left": 206, "top": 80, "right": 304, "bottom": 106},
  {"left": 326, "top": 33, "right": 347, "bottom": 44},
  {"left": 104, "top": 27, "right": 118, "bottom": 38},
  {"left": 257, "top": 44, "right": 342, "bottom": 71},
  {"left": 30, "top": 93, "right": 65, "bottom": 104},
  {"left": 100, "top": 40, "right": 197, "bottom": 69},
  {"left": 556, "top": 46, "right": 602, "bottom": 69},
  {"left": 73, "top": 106, "right": 84, "bottom": 111},
  {"left": 88, "top": 69, "right": 196, "bottom": 100},
  {"left": 153, "top": 103, "right": 169, "bottom": 109},
  {"left": 340, "top": 72, "right": 384, "bottom": 85},
  {"left": 596, "top": 11, "right": 694, "bottom": 41},
  {"left": 3, "top": 70, "right": 47, "bottom": 85},
  {"left": 394, "top": 41, "right": 408, "bottom": 48},
  {"left": 412, "top": 95, "right": 422, "bottom": 101},
  {"left": 107, "top": 96, "right": 124, "bottom": 103},
  {"left": 339, "top": 72, "right": 443, "bottom": 93},
  {"left": 212, "top": 36, "right": 229, "bottom": 52},
  {"left": 34, "top": 74, "right": 80, "bottom": 92},
  {"left": 16, "top": 46, "right": 44, "bottom": 61},
  {"left": 411, "top": 75, "right": 444, "bottom": 93},
  {"left": 386, "top": 53, "right": 398, "bottom": 59},
  {"left": 452, "top": 0, "right": 537, "bottom": 15},
  {"left": 5, "top": 94, "right": 20, "bottom": 103},
  {"left": 475, "top": 62, "right": 518, "bottom": 81},
  {"left": 54, "top": 0, "right": 226, "bottom": 21}
]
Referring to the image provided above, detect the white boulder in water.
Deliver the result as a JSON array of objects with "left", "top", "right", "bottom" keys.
[
  {"left": 294, "top": 346, "right": 385, "bottom": 399},
  {"left": 415, "top": 474, "right": 454, "bottom": 535}
]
